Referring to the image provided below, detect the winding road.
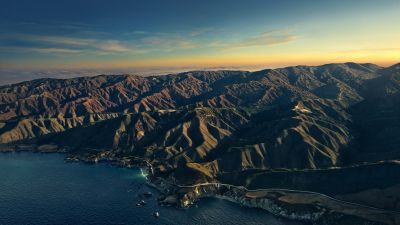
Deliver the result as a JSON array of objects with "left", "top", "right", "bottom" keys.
[{"left": 174, "top": 182, "right": 400, "bottom": 214}]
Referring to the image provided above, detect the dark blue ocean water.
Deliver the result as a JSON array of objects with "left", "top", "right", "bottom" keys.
[{"left": 0, "top": 152, "right": 304, "bottom": 225}]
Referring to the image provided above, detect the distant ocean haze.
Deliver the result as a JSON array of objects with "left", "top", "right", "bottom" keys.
[{"left": 0, "top": 65, "right": 272, "bottom": 85}]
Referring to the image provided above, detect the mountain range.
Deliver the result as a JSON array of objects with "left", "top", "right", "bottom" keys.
[{"left": 1, "top": 62, "right": 400, "bottom": 224}]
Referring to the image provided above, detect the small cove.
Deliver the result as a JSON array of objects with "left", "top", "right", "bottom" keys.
[{"left": 0, "top": 152, "right": 305, "bottom": 225}]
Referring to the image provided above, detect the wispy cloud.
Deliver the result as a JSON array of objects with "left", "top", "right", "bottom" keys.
[
  {"left": 231, "top": 30, "right": 297, "bottom": 48},
  {"left": 142, "top": 36, "right": 199, "bottom": 50},
  {"left": 96, "top": 40, "right": 131, "bottom": 52},
  {"left": 0, "top": 29, "right": 297, "bottom": 57},
  {"left": 0, "top": 46, "right": 82, "bottom": 54},
  {"left": 1, "top": 34, "right": 133, "bottom": 54},
  {"left": 29, "top": 36, "right": 95, "bottom": 46},
  {"left": 136, "top": 29, "right": 297, "bottom": 51},
  {"left": 127, "top": 30, "right": 150, "bottom": 35}
]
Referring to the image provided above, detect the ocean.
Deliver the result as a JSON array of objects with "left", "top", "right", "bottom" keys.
[{"left": 0, "top": 152, "right": 304, "bottom": 225}]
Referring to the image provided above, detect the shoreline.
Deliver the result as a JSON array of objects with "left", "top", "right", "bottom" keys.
[{"left": 1, "top": 144, "right": 399, "bottom": 225}]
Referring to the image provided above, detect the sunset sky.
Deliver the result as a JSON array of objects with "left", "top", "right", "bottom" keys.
[{"left": 0, "top": 0, "right": 399, "bottom": 82}]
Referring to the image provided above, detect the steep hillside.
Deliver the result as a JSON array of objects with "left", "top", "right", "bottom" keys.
[
  {"left": 2, "top": 63, "right": 400, "bottom": 171},
  {"left": 0, "top": 63, "right": 383, "bottom": 120},
  {"left": 1, "top": 63, "right": 400, "bottom": 220}
]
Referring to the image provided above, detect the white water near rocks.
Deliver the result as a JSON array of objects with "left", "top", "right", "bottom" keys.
[{"left": 0, "top": 152, "right": 305, "bottom": 225}]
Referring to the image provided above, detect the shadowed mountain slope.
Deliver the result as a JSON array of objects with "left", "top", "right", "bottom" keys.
[{"left": 2, "top": 63, "right": 400, "bottom": 217}]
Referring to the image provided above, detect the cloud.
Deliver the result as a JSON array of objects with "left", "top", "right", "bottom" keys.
[
  {"left": 96, "top": 41, "right": 131, "bottom": 52},
  {"left": 135, "top": 29, "right": 212, "bottom": 51},
  {"left": 35, "top": 36, "right": 131, "bottom": 53},
  {"left": 125, "top": 28, "right": 214, "bottom": 51},
  {"left": 31, "top": 36, "right": 95, "bottom": 46},
  {"left": 30, "top": 48, "right": 82, "bottom": 54},
  {"left": 128, "top": 30, "right": 149, "bottom": 35},
  {"left": 142, "top": 36, "right": 199, "bottom": 51},
  {"left": 0, "top": 29, "right": 297, "bottom": 57},
  {"left": 1, "top": 34, "right": 133, "bottom": 54},
  {"left": 0, "top": 46, "right": 81, "bottom": 54},
  {"left": 232, "top": 30, "right": 297, "bottom": 48},
  {"left": 138, "top": 29, "right": 296, "bottom": 51}
]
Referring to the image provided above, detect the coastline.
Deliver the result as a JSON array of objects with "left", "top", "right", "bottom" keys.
[{"left": 1, "top": 144, "right": 399, "bottom": 225}]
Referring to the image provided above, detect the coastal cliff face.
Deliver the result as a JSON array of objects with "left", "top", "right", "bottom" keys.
[
  {"left": 1, "top": 63, "right": 400, "bottom": 225},
  {"left": 155, "top": 182, "right": 396, "bottom": 225}
]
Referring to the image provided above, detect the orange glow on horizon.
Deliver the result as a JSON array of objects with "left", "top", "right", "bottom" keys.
[{"left": 3, "top": 50, "right": 399, "bottom": 71}]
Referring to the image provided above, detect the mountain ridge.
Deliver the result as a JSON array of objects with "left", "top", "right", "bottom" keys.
[
  {"left": 1, "top": 62, "right": 400, "bottom": 224},
  {"left": 2, "top": 62, "right": 399, "bottom": 169}
]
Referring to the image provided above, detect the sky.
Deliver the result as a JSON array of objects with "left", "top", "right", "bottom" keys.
[{"left": 0, "top": 0, "right": 400, "bottom": 83}]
